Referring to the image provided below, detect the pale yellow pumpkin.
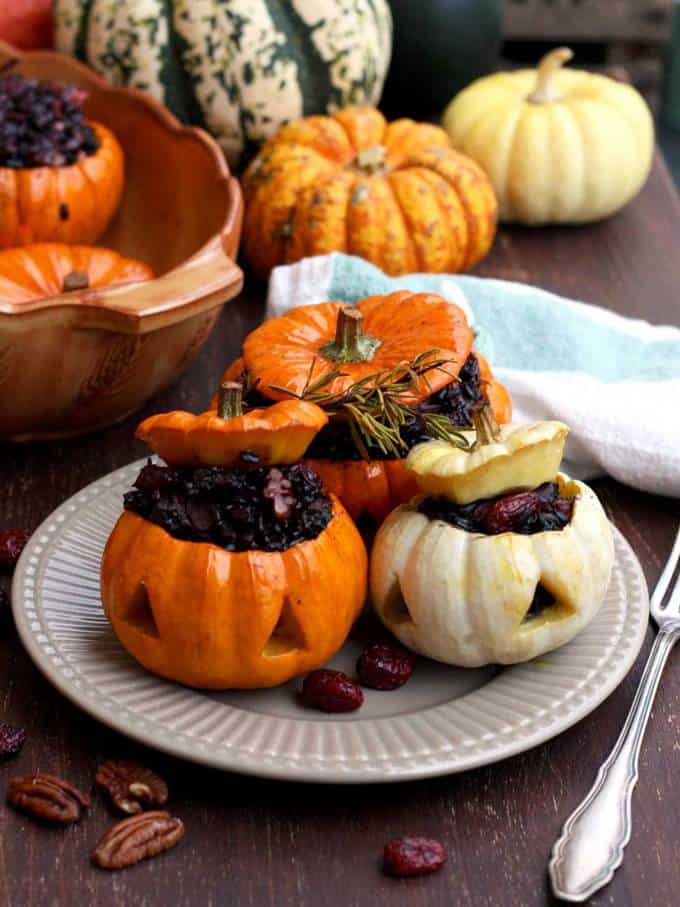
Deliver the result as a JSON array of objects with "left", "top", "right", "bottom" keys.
[
  {"left": 442, "top": 47, "right": 654, "bottom": 225},
  {"left": 370, "top": 474, "right": 614, "bottom": 667}
]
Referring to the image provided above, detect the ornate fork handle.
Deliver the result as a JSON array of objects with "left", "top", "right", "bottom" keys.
[{"left": 549, "top": 626, "right": 679, "bottom": 902}]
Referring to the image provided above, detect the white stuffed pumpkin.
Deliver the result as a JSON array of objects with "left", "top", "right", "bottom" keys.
[
  {"left": 370, "top": 420, "right": 614, "bottom": 666},
  {"left": 442, "top": 47, "right": 653, "bottom": 225}
]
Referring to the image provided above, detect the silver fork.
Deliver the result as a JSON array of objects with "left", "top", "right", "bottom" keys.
[{"left": 549, "top": 524, "right": 680, "bottom": 902}]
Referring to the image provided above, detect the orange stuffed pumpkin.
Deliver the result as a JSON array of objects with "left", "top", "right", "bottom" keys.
[
  {"left": 242, "top": 106, "right": 497, "bottom": 279},
  {"left": 216, "top": 292, "right": 512, "bottom": 525},
  {"left": 101, "top": 387, "right": 367, "bottom": 690},
  {"left": 0, "top": 72, "right": 124, "bottom": 248}
]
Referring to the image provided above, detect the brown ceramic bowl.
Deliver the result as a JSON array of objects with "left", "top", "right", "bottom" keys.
[{"left": 0, "top": 42, "right": 243, "bottom": 441}]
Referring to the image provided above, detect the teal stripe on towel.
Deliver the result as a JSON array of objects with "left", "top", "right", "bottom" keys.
[{"left": 327, "top": 254, "right": 680, "bottom": 383}]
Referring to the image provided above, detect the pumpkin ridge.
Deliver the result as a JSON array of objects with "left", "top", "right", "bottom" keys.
[{"left": 383, "top": 172, "right": 420, "bottom": 271}]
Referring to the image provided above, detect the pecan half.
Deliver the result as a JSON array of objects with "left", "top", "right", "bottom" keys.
[
  {"left": 8, "top": 773, "right": 90, "bottom": 824},
  {"left": 92, "top": 811, "right": 185, "bottom": 870},
  {"left": 96, "top": 760, "right": 168, "bottom": 815}
]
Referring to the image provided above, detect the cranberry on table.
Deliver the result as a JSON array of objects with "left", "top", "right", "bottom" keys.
[
  {"left": 357, "top": 643, "right": 415, "bottom": 691},
  {"left": 0, "top": 529, "right": 30, "bottom": 572},
  {"left": 300, "top": 669, "right": 364, "bottom": 713},
  {"left": 383, "top": 837, "right": 448, "bottom": 877}
]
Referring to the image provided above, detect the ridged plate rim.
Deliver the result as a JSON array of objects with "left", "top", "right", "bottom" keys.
[{"left": 12, "top": 459, "right": 649, "bottom": 784}]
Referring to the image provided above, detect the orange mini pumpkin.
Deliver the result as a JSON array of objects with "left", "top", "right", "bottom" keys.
[
  {"left": 0, "top": 242, "right": 152, "bottom": 301},
  {"left": 217, "top": 292, "right": 512, "bottom": 525},
  {"left": 0, "top": 121, "right": 124, "bottom": 248},
  {"left": 242, "top": 106, "right": 497, "bottom": 279},
  {"left": 137, "top": 383, "right": 328, "bottom": 468},
  {"left": 101, "top": 388, "right": 367, "bottom": 690}
]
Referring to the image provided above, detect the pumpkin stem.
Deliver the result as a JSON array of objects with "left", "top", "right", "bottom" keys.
[
  {"left": 62, "top": 270, "right": 89, "bottom": 292},
  {"left": 528, "top": 47, "right": 573, "bottom": 104},
  {"left": 217, "top": 381, "right": 243, "bottom": 419},
  {"left": 354, "top": 144, "right": 387, "bottom": 175},
  {"left": 473, "top": 401, "right": 501, "bottom": 446},
  {"left": 319, "top": 306, "right": 382, "bottom": 364}
]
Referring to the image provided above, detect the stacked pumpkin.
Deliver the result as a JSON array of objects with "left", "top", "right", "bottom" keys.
[{"left": 212, "top": 291, "right": 511, "bottom": 525}]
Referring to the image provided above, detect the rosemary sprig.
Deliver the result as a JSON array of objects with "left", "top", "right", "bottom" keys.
[{"left": 269, "top": 350, "right": 475, "bottom": 459}]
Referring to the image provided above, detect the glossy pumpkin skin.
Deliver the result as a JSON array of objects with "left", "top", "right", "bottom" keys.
[
  {"left": 0, "top": 0, "right": 53, "bottom": 50},
  {"left": 443, "top": 50, "right": 653, "bottom": 225},
  {"left": 370, "top": 474, "right": 614, "bottom": 666},
  {"left": 0, "top": 243, "right": 152, "bottom": 302},
  {"left": 0, "top": 122, "right": 124, "bottom": 248},
  {"left": 101, "top": 501, "right": 368, "bottom": 690},
  {"left": 242, "top": 292, "right": 474, "bottom": 402},
  {"left": 242, "top": 106, "right": 497, "bottom": 278},
  {"left": 136, "top": 399, "right": 328, "bottom": 468}
]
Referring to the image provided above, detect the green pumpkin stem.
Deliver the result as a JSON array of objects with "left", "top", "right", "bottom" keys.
[
  {"left": 217, "top": 381, "right": 243, "bottom": 419},
  {"left": 319, "top": 306, "right": 382, "bottom": 365},
  {"left": 473, "top": 401, "right": 501, "bottom": 446}
]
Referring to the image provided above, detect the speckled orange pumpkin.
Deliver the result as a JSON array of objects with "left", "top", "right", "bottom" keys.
[
  {"left": 242, "top": 106, "right": 497, "bottom": 278},
  {"left": 0, "top": 121, "right": 124, "bottom": 248}
]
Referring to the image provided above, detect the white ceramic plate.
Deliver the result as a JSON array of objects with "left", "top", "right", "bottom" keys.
[{"left": 12, "top": 459, "right": 649, "bottom": 784}]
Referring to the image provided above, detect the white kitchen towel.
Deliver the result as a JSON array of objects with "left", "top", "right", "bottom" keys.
[{"left": 267, "top": 253, "right": 680, "bottom": 497}]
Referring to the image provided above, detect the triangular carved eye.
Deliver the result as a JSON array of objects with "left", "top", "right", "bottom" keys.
[
  {"left": 121, "top": 583, "right": 160, "bottom": 638},
  {"left": 522, "top": 582, "right": 573, "bottom": 625},
  {"left": 262, "top": 598, "right": 306, "bottom": 657},
  {"left": 383, "top": 578, "right": 414, "bottom": 626}
]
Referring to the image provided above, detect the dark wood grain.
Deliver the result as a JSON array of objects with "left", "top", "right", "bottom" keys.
[{"left": 1, "top": 153, "right": 679, "bottom": 907}]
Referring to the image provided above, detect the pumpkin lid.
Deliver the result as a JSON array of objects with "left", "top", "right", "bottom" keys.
[
  {"left": 136, "top": 382, "right": 329, "bottom": 468},
  {"left": 406, "top": 419, "right": 569, "bottom": 504},
  {"left": 241, "top": 291, "right": 474, "bottom": 403}
]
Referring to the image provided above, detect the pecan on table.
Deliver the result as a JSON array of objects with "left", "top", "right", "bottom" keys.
[
  {"left": 8, "top": 773, "right": 90, "bottom": 824},
  {"left": 92, "top": 811, "right": 185, "bottom": 870},
  {"left": 96, "top": 760, "right": 168, "bottom": 815}
]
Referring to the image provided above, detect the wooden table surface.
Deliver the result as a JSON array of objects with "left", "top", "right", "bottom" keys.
[{"left": 1, "top": 152, "right": 679, "bottom": 907}]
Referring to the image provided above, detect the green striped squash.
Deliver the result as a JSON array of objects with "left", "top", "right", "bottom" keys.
[{"left": 54, "top": 0, "right": 393, "bottom": 166}]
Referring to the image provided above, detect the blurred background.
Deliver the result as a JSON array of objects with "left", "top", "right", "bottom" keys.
[{"left": 381, "top": 0, "right": 680, "bottom": 181}]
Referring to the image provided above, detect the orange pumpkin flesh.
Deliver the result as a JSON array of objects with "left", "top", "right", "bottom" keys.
[
  {"left": 242, "top": 291, "right": 474, "bottom": 402},
  {"left": 0, "top": 121, "right": 124, "bottom": 248},
  {"left": 136, "top": 390, "right": 328, "bottom": 468},
  {"left": 101, "top": 501, "right": 367, "bottom": 690},
  {"left": 242, "top": 106, "right": 497, "bottom": 278},
  {"left": 0, "top": 243, "right": 153, "bottom": 302}
]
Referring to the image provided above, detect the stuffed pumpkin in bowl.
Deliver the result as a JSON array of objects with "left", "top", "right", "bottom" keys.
[
  {"left": 101, "top": 384, "right": 367, "bottom": 690},
  {"left": 370, "top": 416, "right": 615, "bottom": 666}
]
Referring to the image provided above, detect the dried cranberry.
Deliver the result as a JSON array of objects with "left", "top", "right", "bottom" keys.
[
  {"left": 0, "top": 529, "right": 30, "bottom": 572},
  {"left": 357, "top": 643, "right": 415, "bottom": 690},
  {"left": 482, "top": 491, "right": 539, "bottom": 535},
  {"left": 0, "top": 722, "right": 26, "bottom": 760},
  {"left": 383, "top": 837, "right": 447, "bottom": 877},
  {"left": 300, "top": 669, "right": 364, "bottom": 713},
  {"left": 0, "top": 72, "right": 99, "bottom": 169}
]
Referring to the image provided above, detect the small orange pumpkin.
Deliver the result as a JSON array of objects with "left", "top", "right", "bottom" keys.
[
  {"left": 137, "top": 382, "right": 328, "bottom": 468},
  {"left": 101, "top": 504, "right": 366, "bottom": 690},
  {"left": 0, "top": 121, "right": 124, "bottom": 248},
  {"left": 242, "top": 291, "right": 474, "bottom": 402},
  {"left": 0, "top": 243, "right": 152, "bottom": 301},
  {"left": 101, "top": 389, "right": 367, "bottom": 690},
  {"left": 242, "top": 106, "right": 497, "bottom": 278}
]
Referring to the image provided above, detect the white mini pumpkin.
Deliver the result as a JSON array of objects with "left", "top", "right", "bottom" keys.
[
  {"left": 442, "top": 47, "right": 653, "bottom": 225},
  {"left": 370, "top": 474, "right": 614, "bottom": 667}
]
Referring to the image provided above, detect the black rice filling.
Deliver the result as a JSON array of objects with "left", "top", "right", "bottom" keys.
[{"left": 124, "top": 460, "right": 333, "bottom": 552}]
